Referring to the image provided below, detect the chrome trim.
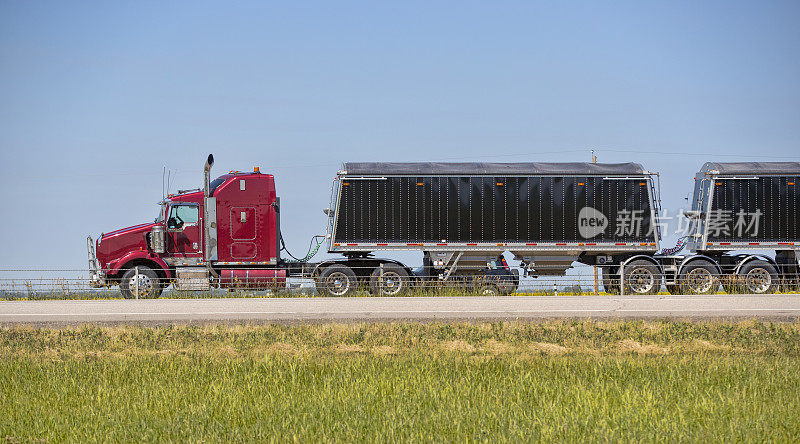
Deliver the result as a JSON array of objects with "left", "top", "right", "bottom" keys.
[
  {"left": 87, "top": 235, "right": 105, "bottom": 287},
  {"left": 213, "top": 260, "right": 277, "bottom": 265}
]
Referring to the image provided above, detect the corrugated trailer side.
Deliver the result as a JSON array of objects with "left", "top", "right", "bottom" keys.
[
  {"left": 690, "top": 162, "right": 800, "bottom": 250},
  {"left": 329, "top": 162, "right": 659, "bottom": 253}
]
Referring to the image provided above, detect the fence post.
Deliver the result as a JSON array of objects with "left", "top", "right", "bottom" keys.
[
  {"left": 593, "top": 266, "right": 598, "bottom": 295},
  {"left": 619, "top": 263, "right": 625, "bottom": 296},
  {"left": 134, "top": 267, "right": 139, "bottom": 300},
  {"left": 379, "top": 263, "right": 384, "bottom": 295}
]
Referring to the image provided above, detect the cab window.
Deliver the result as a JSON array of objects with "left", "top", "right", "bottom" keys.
[{"left": 167, "top": 205, "right": 199, "bottom": 229}]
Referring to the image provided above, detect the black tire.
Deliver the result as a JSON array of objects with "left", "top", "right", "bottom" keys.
[
  {"left": 119, "top": 265, "right": 163, "bottom": 299},
  {"left": 621, "top": 260, "right": 662, "bottom": 295},
  {"left": 369, "top": 264, "right": 410, "bottom": 296},
  {"left": 737, "top": 260, "right": 778, "bottom": 294},
  {"left": 316, "top": 264, "right": 358, "bottom": 297},
  {"left": 679, "top": 261, "right": 720, "bottom": 295},
  {"left": 477, "top": 284, "right": 500, "bottom": 296},
  {"left": 601, "top": 266, "right": 621, "bottom": 294}
]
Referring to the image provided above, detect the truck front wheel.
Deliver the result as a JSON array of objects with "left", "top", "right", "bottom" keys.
[
  {"left": 317, "top": 264, "right": 358, "bottom": 297},
  {"left": 120, "top": 266, "right": 163, "bottom": 299}
]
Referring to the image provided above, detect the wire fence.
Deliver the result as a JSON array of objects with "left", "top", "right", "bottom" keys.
[{"left": 1, "top": 262, "right": 799, "bottom": 301}]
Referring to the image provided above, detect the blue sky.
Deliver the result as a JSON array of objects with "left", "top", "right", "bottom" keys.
[{"left": 1, "top": 1, "right": 799, "bottom": 274}]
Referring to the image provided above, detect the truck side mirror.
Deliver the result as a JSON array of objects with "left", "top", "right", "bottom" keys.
[{"left": 168, "top": 216, "right": 184, "bottom": 230}]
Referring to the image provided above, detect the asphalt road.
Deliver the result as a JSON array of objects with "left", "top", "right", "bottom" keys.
[{"left": 1, "top": 294, "right": 800, "bottom": 324}]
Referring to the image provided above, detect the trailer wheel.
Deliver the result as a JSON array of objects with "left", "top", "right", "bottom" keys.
[
  {"left": 369, "top": 264, "right": 410, "bottom": 296},
  {"left": 737, "top": 260, "right": 778, "bottom": 294},
  {"left": 120, "top": 266, "right": 163, "bottom": 299},
  {"left": 317, "top": 265, "right": 358, "bottom": 297},
  {"left": 601, "top": 266, "right": 621, "bottom": 294},
  {"left": 679, "top": 261, "right": 719, "bottom": 295},
  {"left": 622, "top": 260, "right": 662, "bottom": 295}
]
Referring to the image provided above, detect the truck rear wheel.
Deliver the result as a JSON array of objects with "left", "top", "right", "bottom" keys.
[
  {"left": 679, "top": 261, "right": 719, "bottom": 295},
  {"left": 737, "top": 260, "right": 778, "bottom": 294},
  {"left": 317, "top": 264, "right": 358, "bottom": 297},
  {"left": 369, "top": 264, "right": 410, "bottom": 296},
  {"left": 622, "top": 260, "right": 662, "bottom": 295},
  {"left": 120, "top": 266, "right": 163, "bottom": 299}
]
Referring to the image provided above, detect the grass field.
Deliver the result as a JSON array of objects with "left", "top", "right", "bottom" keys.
[{"left": 2, "top": 321, "right": 799, "bottom": 441}]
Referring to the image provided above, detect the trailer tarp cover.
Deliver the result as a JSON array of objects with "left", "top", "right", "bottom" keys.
[
  {"left": 699, "top": 162, "right": 800, "bottom": 175},
  {"left": 342, "top": 162, "right": 646, "bottom": 176}
]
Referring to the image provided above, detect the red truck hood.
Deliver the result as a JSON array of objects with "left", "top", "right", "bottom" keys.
[
  {"left": 103, "top": 223, "right": 154, "bottom": 238},
  {"left": 97, "top": 222, "right": 157, "bottom": 269}
]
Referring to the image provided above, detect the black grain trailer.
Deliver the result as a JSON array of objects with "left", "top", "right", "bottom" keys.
[
  {"left": 657, "top": 162, "right": 800, "bottom": 294},
  {"left": 312, "top": 162, "right": 664, "bottom": 296}
]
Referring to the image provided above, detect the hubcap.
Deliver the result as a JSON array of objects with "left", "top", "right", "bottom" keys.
[
  {"left": 626, "top": 267, "right": 655, "bottom": 294},
  {"left": 686, "top": 268, "right": 714, "bottom": 294},
  {"left": 745, "top": 268, "right": 771, "bottom": 293},
  {"left": 377, "top": 272, "right": 402, "bottom": 295},
  {"left": 481, "top": 286, "right": 498, "bottom": 295},
  {"left": 129, "top": 274, "right": 153, "bottom": 297},
  {"left": 326, "top": 272, "right": 350, "bottom": 296}
]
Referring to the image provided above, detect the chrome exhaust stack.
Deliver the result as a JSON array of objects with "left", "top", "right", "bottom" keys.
[
  {"left": 204, "top": 154, "right": 214, "bottom": 197},
  {"left": 203, "top": 154, "right": 219, "bottom": 277}
]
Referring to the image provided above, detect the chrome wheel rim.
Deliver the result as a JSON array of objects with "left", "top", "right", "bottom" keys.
[
  {"left": 129, "top": 274, "right": 153, "bottom": 297},
  {"left": 686, "top": 268, "right": 714, "bottom": 294},
  {"left": 745, "top": 268, "right": 771, "bottom": 294},
  {"left": 378, "top": 272, "right": 402, "bottom": 295},
  {"left": 326, "top": 272, "right": 350, "bottom": 296},
  {"left": 626, "top": 267, "right": 655, "bottom": 294},
  {"left": 481, "top": 286, "right": 498, "bottom": 295}
]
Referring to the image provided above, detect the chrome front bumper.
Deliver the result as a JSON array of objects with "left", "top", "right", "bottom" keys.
[{"left": 87, "top": 235, "right": 106, "bottom": 287}]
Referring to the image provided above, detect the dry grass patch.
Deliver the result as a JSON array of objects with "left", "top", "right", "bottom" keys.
[
  {"left": 616, "top": 339, "right": 668, "bottom": 355},
  {"left": 335, "top": 344, "right": 366, "bottom": 354},
  {"left": 371, "top": 345, "right": 398, "bottom": 356},
  {"left": 440, "top": 340, "right": 476, "bottom": 353},
  {"left": 530, "top": 342, "right": 570, "bottom": 355},
  {"left": 687, "top": 339, "right": 731, "bottom": 352},
  {"left": 482, "top": 339, "right": 514, "bottom": 355},
  {"left": 266, "top": 342, "right": 297, "bottom": 355}
]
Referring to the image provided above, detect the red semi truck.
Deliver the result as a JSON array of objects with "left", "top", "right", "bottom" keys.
[{"left": 88, "top": 154, "right": 663, "bottom": 298}]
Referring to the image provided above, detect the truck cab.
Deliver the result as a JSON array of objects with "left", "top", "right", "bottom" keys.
[{"left": 88, "top": 156, "right": 283, "bottom": 298}]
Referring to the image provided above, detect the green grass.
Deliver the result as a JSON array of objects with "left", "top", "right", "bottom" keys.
[{"left": 2, "top": 321, "right": 800, "bottom": 442}]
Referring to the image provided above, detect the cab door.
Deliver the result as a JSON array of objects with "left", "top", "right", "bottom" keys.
[{"left": 166, "top": 203, "right": 203, "bottom": 259}]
